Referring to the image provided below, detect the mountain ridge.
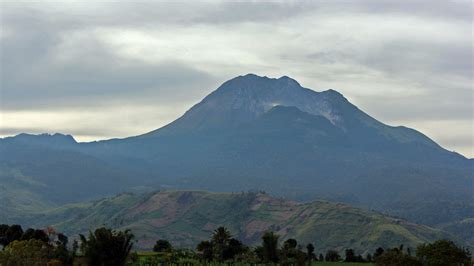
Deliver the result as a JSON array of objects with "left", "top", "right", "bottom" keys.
[{"left": 2, "top": 74, "right": 461, "bottom": 157}]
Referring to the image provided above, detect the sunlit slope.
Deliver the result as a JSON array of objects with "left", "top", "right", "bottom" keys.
[{"left": 28, "top": 191, "right": 452, "bottom": 253}]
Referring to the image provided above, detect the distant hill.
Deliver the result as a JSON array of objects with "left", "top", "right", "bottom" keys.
[
  {"left": 1, "top": 74, "right": 472, "bottom": 244},
  {"left": 0, "top": 164, "right": 56, "bottom": 223},
  {"left": 0, "top": 134, "right": 141, "bottom": 205},
  {"left": 22, "top": 190, "right": 453, "bottom": 253}
]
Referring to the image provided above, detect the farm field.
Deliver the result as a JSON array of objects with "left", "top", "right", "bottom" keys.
[{"left": 128, "top": 252, "right": 374, "bottom": 266}]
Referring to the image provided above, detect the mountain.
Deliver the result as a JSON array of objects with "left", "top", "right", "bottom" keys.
[
  {"left": 21, "top": 190, "right": 453, "bottom": 253},
  {"left": 1, "top": 74, "right": 472, "bottom": 244},
  {"left": 0, "top": 133, "right": 144, "bottom": 207}
]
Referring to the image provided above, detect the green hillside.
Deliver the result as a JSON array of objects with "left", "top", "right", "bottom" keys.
[
  {"left": 0, "top": 164, "right": 56, "bottom": 222},
  {"left": 25, "top": 190, "right": 452, "bottom": 253}
]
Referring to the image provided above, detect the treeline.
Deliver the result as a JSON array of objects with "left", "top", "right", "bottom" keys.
[
  {"left": 158, "top": 227, "right": 471, "bottom": 266},
  {"left": 0, "top": 224, "right": 73, "bottom": 265},
  {"left": 0, "top": 224, "right": 471, "bottom": 266},
  {"left": 0, "top": 224, "right": 133, "bottom": 265}
]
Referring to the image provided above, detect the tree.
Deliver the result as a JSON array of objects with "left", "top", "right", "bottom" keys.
[
  {"left": 79, "top": 227, "right": 134, "bottom": 266},
  {"left": 0, "top": 239, "right": 52, "bottom": 265},
  {"left": 53, "top": 233, "right": 70, "bottom": 264},
  {"left": 212, "top": 226, "right": 231, "bottom": 245},
  {"left": 416, "top": 239, "right": 471, "bottom": 266},
  {"left": 318, "top": 253, "right": 324, "bottom": 261},
  {"left": 366, "top": 253, "right": 373, "bottom": 262},
  {"left": 72, "top": 239, "right": 79, "bottom": 254},
  {"left": 283, "top": 238, "right": 297, "bottom": 249},
  {"left": 0, "top": 225, "right": 23, "bottom": 249},
  {"left": 325, "top": 250, "right": 341, "bottom": 261},
  {"left": 197, "top": 240, "right": 213, "bottom": 261},
  {"left": 374, "top": 247, "right": 384, "bottom": 259},
  {"left": 211, "top": 226, "right": 231, "bottom": 261},
  {"left": 21, "top": 228, "right": 49, "bottom": 243},
  {"left": 254, "top": 246, "right": 264, "bottom": 261},
  {"left": 306, "top": 243, "right": 315, "bottom": 261},
  {"left": 197, "top": 227, "right": 247, "bottom": 262},
  {"left": 375, "top": 248, "right": 421, "bottom": 266},
  {"left": 0, "top": 225, "right": 8, "bottom": 237},
  {"left": 224, "top": 238, "right": 245, "bottom": 260},
  {"left": 281, "top": 238, "right": 298, "bottom": 262},
  {"left": 345, "top": 248, "right": 356, "bottom": 262},
  {"left": 153, "top": 239, "right": 173, "bottom": 252},
  {"left": 56, "top": 233, "right": 68, "bottom": 247},
  {"left": 261, "top": 231, "right": 279, "bottom": 263}
]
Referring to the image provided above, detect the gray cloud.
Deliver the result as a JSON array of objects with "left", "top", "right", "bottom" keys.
[
  {"left": 0, "top": 7, "right": 217, "bottom": 110},
  {"left": 0, "top": 1, "right": 472, "bottom": 156}
]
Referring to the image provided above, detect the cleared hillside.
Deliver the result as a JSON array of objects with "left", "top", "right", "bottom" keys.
[{"left": 26, "top": 190, "right": 452, "bottom": 253}]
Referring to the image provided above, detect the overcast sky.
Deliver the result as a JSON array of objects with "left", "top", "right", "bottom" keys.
[{"left": 0, "top": 1, "right": 472, "bottom": 157}]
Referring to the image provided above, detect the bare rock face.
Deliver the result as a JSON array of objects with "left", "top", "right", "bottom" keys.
[{"left": 146, "top": 74, "right": 358, "bottom": 135}]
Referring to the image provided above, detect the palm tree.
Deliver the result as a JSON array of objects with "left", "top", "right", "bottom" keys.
[
  {"left": 79, "top": 227, "right": 134, "bottom": 266},
  {"left": 262, "top": 231, "right": 279, "bottom": 263},
  {"left": 211, "top": 226, "right": 231, "bottom": 261},
  {"left": 212, "top": 226, "right": 231, "bottom": 245}
]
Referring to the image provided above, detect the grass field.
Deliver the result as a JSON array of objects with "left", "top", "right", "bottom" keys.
[
  {"left": 128, "top": 252, "right": 374, "bottom": 265},
  {"left": 130, "top": 262, "right": 373, "bottom": 266},
  {"left": 129, "top": 262, "right": 373, "bottom": 266},
  {"left": 312, "top": 263, "right": 373, "bottom": 266}
]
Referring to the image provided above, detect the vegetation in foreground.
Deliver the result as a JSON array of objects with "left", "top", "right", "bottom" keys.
[{"left": 0, "top": 224, "right": 471, "bottom": 265}]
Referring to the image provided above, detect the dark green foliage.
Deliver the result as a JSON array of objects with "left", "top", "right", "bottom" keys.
[
  {"left": 0, "top": 225, "right": 8, "bottom": 236},
  {"left": 281, "top": 238, "right": 305, "bottom": 264},
  {"left": 53, "top": 239, "right": 71, "bottom": 264},
  {"left": 196, "top": 240, "right": 213, "bottom": 261},
  {"left": 306, "top": 243, "right": 315, "bottom": 261},
  {"left": 345, "top": 248, "right": 356, "bottom": 262},
  {"left": 224, "top": 238, "right": 246, "bottom": 261},
  {"left": 343, "top": 249, "right": 366, "bottom": 262},
  {"left": 212, "top": 226, "right": 232, "bottom": 261},
  {"left": 5, "top": 225, "right": 23, "bottom": 246},
  {"left": 319, "top": 253, "right": 324, "bottom": 261},
  {"left": 416, "top": 239, "right": 471, "bottom": 266},
  {"left": 1, "top": 224, "right": 465, "bottom": 266},
  {"left": 374, "top": 247, "right": 384, "bottom": 259},
  {"left": 261, "top": 231, "right": 279, "bottom": 263},
  {"left": 134, "top": 233, "right": 472, "bottom": 266},
  {"left": 196, "top": 227, "right": 247, "bottom": 262},
  {"left": 0, "top": 225, "right": 73, "bottom": 264},
  {"left": 153, "top": 239, "right": 172, "bottom": 252},
  {"left": 21, "top": 228, "right": 49, "bottom": 242},
  {"left": 375, "top": 247, "right": 421, "bottom": 266},
  {"left": 72, "top": 239, "right": 79, "bottom": 253},
  {"left": 56, "top": 233, "right": 68, "bottom": 247},
  {"left": 254, "top": 246, "right": 264, "bottom": 262},
  {"left": 325, "top": 249, "right": 341, "bottom": 261},
  {"left": 128, "top": 252, "right": 139, "bottom": 263},
  {"left": 0, "top": 239, "right": 52, "bottom": 265},
  {"left": 282, "top": 239, "right": 297, "bottom": 256},
  {"left": 79, "top": 227, "right": 134, "bottom": 266},
  {"left": 0, "top": 224, "right": 23, "bottom": 249},
  {"left": 366, "top": 253, "right": 373, "bottom": 262},
  {"left": 283, "top": 238, "right": 297, "bottom": 249}
]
